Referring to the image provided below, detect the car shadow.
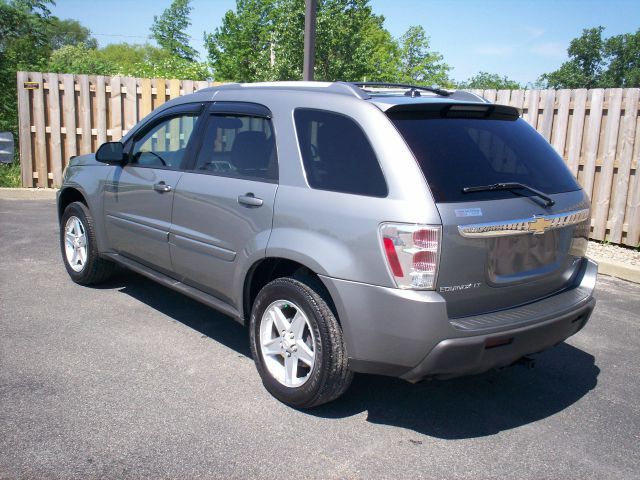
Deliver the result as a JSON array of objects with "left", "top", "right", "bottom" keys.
[
  {"left": 96, "top": 269, "right": 251, "bottom": 357},
  {"left": 96, "top": 269, "right": 599, "bottom": 439},
  {"left": 309, "top": 343, "right": 599, "bottom": 439}
]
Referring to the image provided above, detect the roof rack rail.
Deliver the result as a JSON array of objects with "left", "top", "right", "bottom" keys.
[
  {"left": 197, "top": 81, "right": 371, "bottom": 100},
  {"left": 352, "top": 82, "right": 451, "bottom": 97},
  {"left": 330, "top": 82, "right": 372, "bottom": 99}
]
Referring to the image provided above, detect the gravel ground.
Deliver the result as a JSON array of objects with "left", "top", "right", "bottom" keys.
[{"left": 587, "top": 241, "right": 640, "bottom": 266}]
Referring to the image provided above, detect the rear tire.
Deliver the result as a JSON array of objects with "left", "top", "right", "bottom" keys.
[
  {"left": 60, "top": 201, "right": 115, "bottom": 285},
  {"left": 249, "top": 277, "right": 353, "bottom": 408}
]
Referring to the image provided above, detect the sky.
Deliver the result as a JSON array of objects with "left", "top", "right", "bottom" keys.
[{"left": 51, "top": 0, "right": 640, "bottom": 85}]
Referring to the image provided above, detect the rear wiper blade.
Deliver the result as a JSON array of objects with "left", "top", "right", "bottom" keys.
[{"left": 462, "top": 182, "right": 555, "bottom": 207}]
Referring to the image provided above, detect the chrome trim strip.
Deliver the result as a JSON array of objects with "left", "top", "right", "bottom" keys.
[{"left": 458, "top": 208, "right": 590, "bottom": 238}]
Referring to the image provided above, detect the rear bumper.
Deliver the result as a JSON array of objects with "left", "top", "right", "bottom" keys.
[
  {"left": 319, "top": 258, "right": 597, "bottom": 380},
  {"left": 400, "top": 297, "right": 594, "bottom": 382}
]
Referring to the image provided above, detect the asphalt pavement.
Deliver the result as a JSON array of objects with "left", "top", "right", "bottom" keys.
[{"left": 1, "top": 196, "right": 639, "bottom": 479}]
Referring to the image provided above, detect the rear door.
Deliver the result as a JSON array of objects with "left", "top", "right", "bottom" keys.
[
  {"left": 389, "top": 105, "right": 591, "bottom": 318},
  {"left": 169, "top": 102, "right": 278, "bottom": 306},
  {"left": 103, "top": 104, "right": 203, "bottom": 274}
]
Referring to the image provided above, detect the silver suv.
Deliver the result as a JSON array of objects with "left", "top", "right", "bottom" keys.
[{"left": 57, "top": 81, "right": 597, "bottom": 408}]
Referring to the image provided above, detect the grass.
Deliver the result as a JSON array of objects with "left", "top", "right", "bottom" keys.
[{"left": 0, "top": 162, "right": 21, "bottom": 187}]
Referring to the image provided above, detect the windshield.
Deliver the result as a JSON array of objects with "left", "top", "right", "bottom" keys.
[{"left": 388, "top": 113, "right": 581, "bottom": 203}]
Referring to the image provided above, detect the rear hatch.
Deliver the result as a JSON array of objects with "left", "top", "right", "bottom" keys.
[{"left": 388, "top": 103, "right": 591, "bottom": 318}]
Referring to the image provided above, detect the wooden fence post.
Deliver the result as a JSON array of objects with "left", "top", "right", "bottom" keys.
[{"left": 16, "top": 72, "right": 33, "bottom": 187}]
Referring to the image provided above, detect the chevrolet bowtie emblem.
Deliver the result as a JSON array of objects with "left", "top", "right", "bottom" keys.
[{"left": 529, "top": 216, "right": 552, "bottom": 234}]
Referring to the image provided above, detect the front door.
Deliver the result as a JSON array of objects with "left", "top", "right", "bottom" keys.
[
  {"left": 170, "top": 103, "right": 278, "bottom": 306},
  {"left": 103, "top": 106, "right": 202, "bottom": 274}
]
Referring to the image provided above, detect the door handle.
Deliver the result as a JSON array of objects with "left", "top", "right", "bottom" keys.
[
  {"left": 153, "top": 182, "right": 172, "bottom": 193},
  {"left": 237, "top": 193, "right": 263, "bottom": 207}
]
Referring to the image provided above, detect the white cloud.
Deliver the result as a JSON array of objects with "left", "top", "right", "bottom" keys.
[
  {"left": 472, "top": 44, "right": 517, "bottom": 56},
  {"left": 529, "top": 42, "right": 566, "bottom": 59},
  {"left": 526, "top": 27, "right": 545, "bottom": 39}
]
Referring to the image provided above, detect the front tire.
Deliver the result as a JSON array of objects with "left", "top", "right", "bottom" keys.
[
  {"left": 60, "top": 201, "right": 115, "bottom": 285},
  {"left": 249, "top": 277, "right": 353, "bottom": 408}
]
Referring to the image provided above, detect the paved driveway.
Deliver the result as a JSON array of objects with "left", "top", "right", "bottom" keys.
[{"left": 1, "top": 195, "right": 639, "bottom": 479}]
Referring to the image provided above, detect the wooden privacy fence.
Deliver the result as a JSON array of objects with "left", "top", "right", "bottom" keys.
[
  {"left": 16, "top": 72, "right": 640, "bottom": 247},
  {"left": 16, "top": 71, "right": 221, "bottom": 189}
]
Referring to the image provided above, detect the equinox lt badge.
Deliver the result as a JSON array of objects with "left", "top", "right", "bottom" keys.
[{"left": 440, "top": 282, "right": 482, "bottom": 293}]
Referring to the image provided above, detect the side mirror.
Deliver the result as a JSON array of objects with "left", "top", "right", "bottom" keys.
[
  {"left": 0, "top": 132, "right": 15, "bottom": 164},
  {"left": 96, "top": 142, "right": 126, "bottom": 165}
]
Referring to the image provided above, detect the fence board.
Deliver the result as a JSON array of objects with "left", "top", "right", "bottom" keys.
[
  {"left": 31, "top": 72, "right": 47, "bottom": 187},
  {"left": 581, "top": 89, "right": 605, "bottom": 202},
  {"left": 140, "top": 78, "right": 152, "bottom": 118},
  {"left": 510, "top": 89, "right": 525, "bottom": 110},
  {"left": 611, "top": 88, "right": 639, "bottom": 243},
  {"left": 552, "top": 89, "right": 571, "bottom": 157},
  {"left": 78, "top": 75, "right": 91, "bottom": 155},
  {"left": 566, "top": 89, "right": 587, "bottom": 176},
  {"left": 496, "top": 89, "right": 510, "bottom": 105},
  {"left": 14, "top": 72, "right": 640, "bottom": 246},
  {"left": 593, "top": 89, "right": 623, "bottom": 239},
  {"left": 526, "top": 89, "right": 540, "bottom": 128},
  {"left": 628, "top": 176, "right": 640, "bottom": 247},
  {"left": 122, "top": 77, "right": 137, "bottom": 134},
  {"left": 195, "top": 81, "right": 209, "bottom": 91},
  {"left": 61, "top": 74, "right": 77, "bottom": 165},
  {"left": 483, "top": 89, "right": 497, "bottom": 103},
  {"left": 46, "top": 73, "right": 63, "bottom": 186},
  {"left": 182, "top": 80, "right": 195, "bottom": 96},
  {"left": 95, "top": 76, "right": 107, "bottom": 146},
  {"left": 17, "top": 72, "right": 33, "bottom": 187},
  {"left": 155, "top": 78, "right": 166, "bottom": 108},
  {"left": 109, "top": 77, "right": 122, "bottom": 140},
  {"left": 539, "top": 89, "right": 556, "bottom": 141},
  {"left": 169, "top": 79, "right": 180, "bottom": 100}
]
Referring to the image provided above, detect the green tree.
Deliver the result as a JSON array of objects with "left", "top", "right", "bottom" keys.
[
  {"left": 204, "top": 0, "right": 278, "bottom": 82},
  {"left": 314, "top": 0, "right": 392, "bottom": 81},
  {"left": 204, "top": 0, "right": 420, "bottom": 83},
  {"left": 151, "top": 0, "right": 198, "bottom": 61},
  {"left": 0, "top": 0, "right": 55, "bottom": 184},
  {"left": 539, "top": 26, "right": 639, "bottom": 88},
  {"left": 47, "top": 43, "right": 117, "bottom": 75},
  {"left": 95, "top": 43, "right": 149, "bottom": 72},
  {"left": 121, "top": 47, "right": 211, "bottom": 79},
  {"left": 601, "top": 29, "right": 640, "bottom": 87},
  {"left": 396, "top": 25, "right": 451, "bottom": 86},
  {"left": 0, "top": 0, "right": 53, "bottom": 142},
  {"left": 47, "top": 17, "right": 97, "bottom": 50},
  {"left": 458, "top": 71, "right": 522, "bottom": 90},
  {"left": 540, "top": 27, "right": 604, "bottom": 88},
  {"left": 45, "top": 42, "right": 212, "bottom": 80}
]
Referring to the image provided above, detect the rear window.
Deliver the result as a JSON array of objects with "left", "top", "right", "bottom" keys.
[
  {"left": 294, "top": 109, "right": 387, "bottom": 197},
  {"left": 389, "top": 113, "right": 580, "bottom": 203}
]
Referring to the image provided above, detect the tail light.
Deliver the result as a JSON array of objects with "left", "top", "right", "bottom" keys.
[{"left": 380, "top": 223, "right": 441, "bottom": 290}]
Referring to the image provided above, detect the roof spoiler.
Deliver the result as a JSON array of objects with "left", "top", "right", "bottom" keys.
[{"left": 386, "top": 102, "right": 522, "bottom": 120}]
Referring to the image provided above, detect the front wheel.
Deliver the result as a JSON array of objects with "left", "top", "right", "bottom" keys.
[
  {"left": 60, "top": 201, "right": 115, "bottom": 285},
  {"left": 249, "top": 277, "right": 353, "bottom": 408}
]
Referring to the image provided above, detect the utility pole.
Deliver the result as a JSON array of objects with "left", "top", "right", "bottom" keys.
[{"left": 303, "top": 0, "right": 317, "bottom": 81}]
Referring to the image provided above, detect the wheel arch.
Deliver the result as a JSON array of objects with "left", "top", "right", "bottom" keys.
[
  {"left": 243, "top": 257, "right": 338, "bottom": 324},
  {"left": 57, "top": 185, "right": 110, "bottom": 254},
  {"left": 57, "top": 186, "right": 88, "bottom": 221}
]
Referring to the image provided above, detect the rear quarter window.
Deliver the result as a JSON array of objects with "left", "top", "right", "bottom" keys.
[
  {"left": 389, "top": 113, "right": 580, "bottom": 203},
  {"left": 294, "top": 109, "right": 387, "bottom": 197}
]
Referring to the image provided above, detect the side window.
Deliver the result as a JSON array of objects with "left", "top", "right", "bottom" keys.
[
  {"left": 193, "top": 114, "right": 278, "bottom": 182},
  {"left": 130, "top": 113, "right": 199, "bottom": 170},
  {"left": 294, "top": 109, "right": 387, "bottom": 197}
]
